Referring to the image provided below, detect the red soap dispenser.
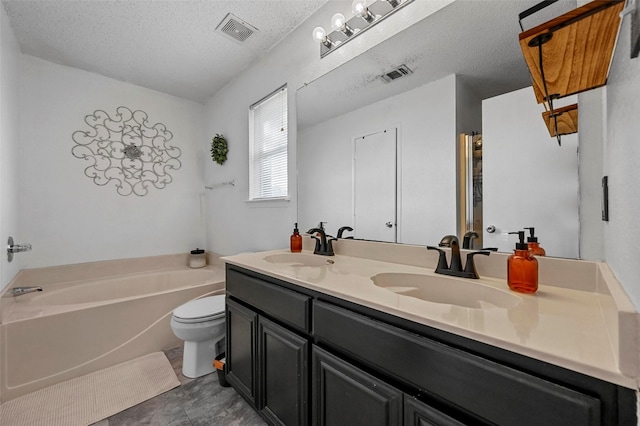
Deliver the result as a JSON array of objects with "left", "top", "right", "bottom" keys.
[
  {"left": 507, "top": 231, "right": 538, "bottom": 294},
  {"left": 524, "top": 227, "right": 546, "bottom": 256},
  {"left": 290, "top": 223, "right": 302, "bottom": 253}
]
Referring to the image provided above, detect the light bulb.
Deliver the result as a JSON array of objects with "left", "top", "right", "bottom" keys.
[
  {"left": 331, "top": 13, "right": 346, "bottom": 31},
  {"left": 352, "top": 0, "right": 368, "bottom": 17},
  {"left": 312, "top": 26, "right": 326, "bottom": 43}
]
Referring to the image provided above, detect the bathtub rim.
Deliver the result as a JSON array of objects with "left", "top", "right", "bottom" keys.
[{"left": 2, "top": 266, "right": 225, "bottom": 324}]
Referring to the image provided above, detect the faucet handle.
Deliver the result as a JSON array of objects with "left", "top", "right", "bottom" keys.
[
  {"left": 326, "top": 237, "right": 337, "bottom": 256},
  {"left": 463, "top": 251, "right": 491, "bottom": 279},
  {"left": 310, "top": 236, "right": 322, "bottom": 253},
  {"left": 427, "top": 246, "right": 449, "bottom": 272}
]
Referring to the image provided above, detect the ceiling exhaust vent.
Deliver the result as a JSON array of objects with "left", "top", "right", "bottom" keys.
[
  {"left": 380, "top": 65, "right": 413, "bottom": 83},
  {"left": 216, "top": 13, "right": 258, "bottom": 43}
]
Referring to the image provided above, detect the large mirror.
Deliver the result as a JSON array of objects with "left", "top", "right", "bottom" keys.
[{"left": 297, "top": 0, "right": 586, "bottom": 258}]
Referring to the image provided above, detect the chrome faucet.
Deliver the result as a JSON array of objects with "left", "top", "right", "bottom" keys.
[
  {"left": 11, "top": 286, "right": 43, "bottom": 296},
  {"left": 307, "top": 227, "right": 337, "bottom": 256},
  {"left": 427, "top": 235, "right": 490, "bottom": 279}
]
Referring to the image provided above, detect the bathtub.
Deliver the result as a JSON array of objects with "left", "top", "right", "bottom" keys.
[{"left": 0, "top": 265, "right": 225, "bottom": 402}]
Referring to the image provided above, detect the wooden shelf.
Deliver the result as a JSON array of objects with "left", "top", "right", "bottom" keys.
[
  {"left": 542, "top": 103, "right": 578, "bottom": 137},
  {"left": 519, "top": 0, "right": 625, "bottom": 104}
]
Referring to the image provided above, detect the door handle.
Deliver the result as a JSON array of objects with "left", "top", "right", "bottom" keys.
[{"left": 385, "top": 222, "right": 393, "bottom": 228}]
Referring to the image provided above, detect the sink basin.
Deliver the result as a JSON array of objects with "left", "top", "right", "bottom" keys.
[
  {"left": 263, "top": 253, "right": 334, "bottom": 267},
  {"left": 371, "top": 273, "right": 521, "bottom": 309}
]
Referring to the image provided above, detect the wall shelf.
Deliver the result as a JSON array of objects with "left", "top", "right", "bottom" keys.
[
  {"left": 518, "top": 0, "right": 624, "bottom": 143},
  {"left": 519, "top": 0, "right": 625, "bottom": 104},
  {"left": 542, "top": 103, "right": 578, "bottom": 137}
]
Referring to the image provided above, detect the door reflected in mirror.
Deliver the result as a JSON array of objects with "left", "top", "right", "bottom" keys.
[{"left": 354, "top": 127, "right": 397, "bottom": 242}]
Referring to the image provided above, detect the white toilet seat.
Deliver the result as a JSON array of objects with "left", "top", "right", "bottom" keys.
[
  {"left": 172, "top": 295, "right": 225, "bottom": 323},
  {"left": 172, "top": 311, "right": 225, "bottom": 324}
]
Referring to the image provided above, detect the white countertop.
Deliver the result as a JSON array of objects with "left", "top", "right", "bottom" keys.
[{"left": 223, "top": 248, "right": 638, "bottom": 389}]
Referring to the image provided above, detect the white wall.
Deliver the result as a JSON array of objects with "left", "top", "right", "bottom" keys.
[
  {"left": 298, "top": 75, "right": 466, "bottom": 245},
  {"left": 18, "top": 56, "right": 206, "bottom": 268},
  {"left": 0, "top": 6, "right": 22, "bottom": 291},
  {"left": 604, "top": 12, "right": 640, "bottom": 310}
]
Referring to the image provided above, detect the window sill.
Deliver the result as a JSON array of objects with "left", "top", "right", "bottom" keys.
[{"left": 245, "top": 197, "right": 290, "bottom": 208}]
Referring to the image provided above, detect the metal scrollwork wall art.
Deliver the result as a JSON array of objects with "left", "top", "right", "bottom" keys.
[{"left": 72, "top": 106, "right": 181, "bottom": 196}]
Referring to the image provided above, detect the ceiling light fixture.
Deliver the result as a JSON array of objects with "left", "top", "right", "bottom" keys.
[
  {"left": 331, "top": 13, "right": 354, "bottom": 36},
  {"left": 312, "top": 0, "right": 415, "bottom": 58},
  {"left": 352, "top": 0, "right": 375, "bottom": 23},
  {"left": 312, "top": 26, "right": 332, "bottom": 47}
]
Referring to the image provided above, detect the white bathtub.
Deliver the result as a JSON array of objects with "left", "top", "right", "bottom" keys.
[{"left": 0, "top": 266, "right": 225, "bottom": 402}]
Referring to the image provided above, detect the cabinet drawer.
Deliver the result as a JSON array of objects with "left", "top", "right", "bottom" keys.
[
  {"left": 227, "top": 267, "right": 311, "bottom": 332},
  {"left": 313, "top": 301, "right": 601, "bottom": 426}
]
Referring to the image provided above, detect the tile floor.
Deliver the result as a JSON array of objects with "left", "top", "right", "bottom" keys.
[{"left": 92, "top": 346, "right": 266, "bottom": 426}]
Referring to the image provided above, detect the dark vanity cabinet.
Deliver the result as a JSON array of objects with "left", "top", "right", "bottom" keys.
[
  {"left": 225, "top": 265, "right": 636, "bottom": 426},
  {"left": 226, "top": 268, "right": 311, "bottom": 426}
]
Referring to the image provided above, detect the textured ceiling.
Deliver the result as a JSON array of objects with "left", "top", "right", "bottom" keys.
[
  {"left": 4, "top": 0, "right": 578, "bottom": 108},
  {"left": 3, "top": 0, "right": 327, "bottom": 103}
]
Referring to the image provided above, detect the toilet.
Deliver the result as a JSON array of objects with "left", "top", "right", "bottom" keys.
[{"left": 170, "top": 295, "right": 226, "bottom": 378}]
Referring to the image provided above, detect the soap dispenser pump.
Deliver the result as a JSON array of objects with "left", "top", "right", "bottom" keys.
[
  {"left": 290, "top": 223, "right": 302, "bottom": 253},
  {"left": 524, "top": 227, "right": 546, "bottom": 256},
  {"left": 507, "top": 231, "right": 538, "bottom": 294}
]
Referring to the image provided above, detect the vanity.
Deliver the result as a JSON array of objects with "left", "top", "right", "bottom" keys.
[{"left": 222, "top": 239, "right": 638, "bottom": 426}]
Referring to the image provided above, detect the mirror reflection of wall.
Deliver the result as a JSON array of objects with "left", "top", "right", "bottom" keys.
[
  {"left": 482, "top": 88, "right": 579, "bottom": 259},
  {"left": 298, "top": 77, "right": 580, "bottom": 257},
  {"left": 298, "top": 74, "right": 480, "bottom": 245}
]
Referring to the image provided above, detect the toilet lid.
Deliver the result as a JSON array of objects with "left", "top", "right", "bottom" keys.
[{"left": 173, "top": 295, "right": 225, "bottom": 321}]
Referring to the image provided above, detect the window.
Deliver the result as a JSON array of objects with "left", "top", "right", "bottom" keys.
[{"left": 249, "top": 85, "right": 288, "bottom": 200}]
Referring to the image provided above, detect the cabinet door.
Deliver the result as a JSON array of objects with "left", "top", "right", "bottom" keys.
[
  {"left": 226, "top": 298, "right": 259, "bottom": 407},
  {"left": 404, "top": 397, "right": 465, "bottom": 426},
  {"left": 259, "top": 316, "right": 309, "bottom": 426},
  {"left": 312, "top": 346, "right": 402, "bottom": 426}
]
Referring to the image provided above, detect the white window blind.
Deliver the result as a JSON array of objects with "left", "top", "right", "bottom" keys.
[{"left": 249, "top": 86, "right": 288, "bottom": 200}]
